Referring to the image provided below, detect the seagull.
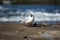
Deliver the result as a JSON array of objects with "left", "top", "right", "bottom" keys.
[{"left": 19, "top": 14, "right": 34, "bottom": 24}]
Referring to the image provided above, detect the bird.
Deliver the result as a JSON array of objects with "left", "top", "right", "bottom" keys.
[{"left": 19, "top": 14, "right": 34, "bottom": 24}]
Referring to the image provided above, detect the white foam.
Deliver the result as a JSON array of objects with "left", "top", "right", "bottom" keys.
[
  {"left": 0, "top": 10, "right": 60, "bottom": 22},
  {"left": 0, "top": 16, "right": 22, "bottom": 22}
]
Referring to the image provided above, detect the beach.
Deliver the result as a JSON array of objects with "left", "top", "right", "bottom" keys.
[
  {"left": 0, "top": 22, "right": 60, "bottom": 40},
  {"left": 0, "top": 0, "right": 60, "bottom": 40}
]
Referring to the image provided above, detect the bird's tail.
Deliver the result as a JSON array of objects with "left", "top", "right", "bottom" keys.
[{"left": 17, "top": 20, "right": 21, "bottom": 23}]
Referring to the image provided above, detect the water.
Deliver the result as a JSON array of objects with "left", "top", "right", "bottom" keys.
[{"left": 0, "top": 5, "right": 60, "bottom": 24}]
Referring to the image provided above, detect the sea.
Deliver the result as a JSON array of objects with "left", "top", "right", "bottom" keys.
[{"left": 0, "top": 4, "right": 60, "bottom": 24}]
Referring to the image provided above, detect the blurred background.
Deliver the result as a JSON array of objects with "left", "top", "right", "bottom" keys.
[
  {"left": 0, "top": 0, "right": 60, "bottom": 5},
  {"left": 0, "top": 0, "right": 60, "bottom": 24}
]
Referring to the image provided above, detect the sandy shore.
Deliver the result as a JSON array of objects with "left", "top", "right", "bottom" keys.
[{"left": 0, "top": 22, "right": 60, "bottom": 40}]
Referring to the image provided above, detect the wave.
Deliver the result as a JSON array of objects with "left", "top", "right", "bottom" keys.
[{"left": 0, "top": 10, "right": 60, "bottom": 22}]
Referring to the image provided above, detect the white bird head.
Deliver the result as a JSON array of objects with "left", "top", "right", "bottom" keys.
[
  {"left": 29, "top": 14, "right": 34, "bottom": 17},
  {"left": 31, "top": 14, "right": 33, "bottom": 17}
]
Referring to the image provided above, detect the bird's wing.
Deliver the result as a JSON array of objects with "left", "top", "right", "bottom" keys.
[{"left": 20, "top": 17, "right": 29, "bottom": 23}]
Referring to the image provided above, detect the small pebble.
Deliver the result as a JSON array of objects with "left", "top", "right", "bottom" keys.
[
  {"left": 16, "top": 31, "right": 19, "bottom": 33},
  {"left": 23, "top": 36, "right": 27, "bottom": 39}
]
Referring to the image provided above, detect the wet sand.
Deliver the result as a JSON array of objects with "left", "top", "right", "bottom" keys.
[{"left": 0, "top": 22, "right": 60, "bottom": 40}]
